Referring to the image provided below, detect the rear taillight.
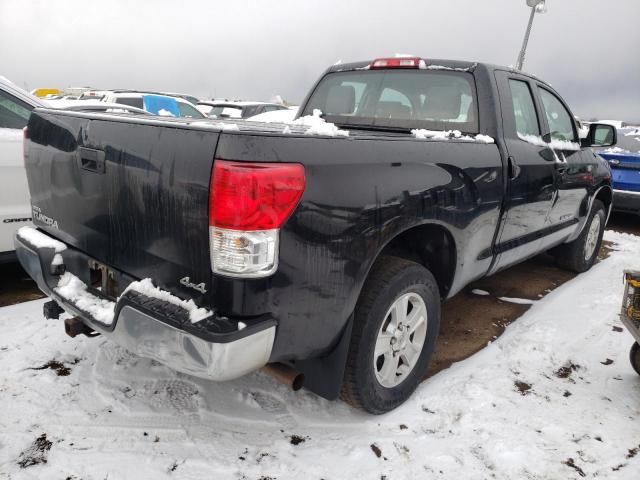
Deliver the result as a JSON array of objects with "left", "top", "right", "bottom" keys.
[
  {"left": 370, "top": 57, "right": 422, "bottom": 69},
  {"left": 23, "top": 127, "right": 29, "bottom": 165},
  {"left": 209, "top": 160, "right": 305, "bottom": 278}
]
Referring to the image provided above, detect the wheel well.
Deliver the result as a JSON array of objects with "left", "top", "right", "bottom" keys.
[
  {"left": 595, "top": 186, "right": 613, "bottom": 216},
  {"left": 378, "top": 224, "right": 456, "bottom": 299}
]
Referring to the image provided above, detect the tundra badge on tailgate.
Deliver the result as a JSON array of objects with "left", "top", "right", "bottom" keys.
[
  {"left": 179, "top": 276, "right": 207, "bottom": 294},
  {"left": 31, "top": 206, "right": 59, "bottom": 229}
]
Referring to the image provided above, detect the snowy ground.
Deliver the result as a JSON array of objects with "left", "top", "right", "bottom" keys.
[{"left": 1, "top": 231, "right": 639, "bottom": 480}]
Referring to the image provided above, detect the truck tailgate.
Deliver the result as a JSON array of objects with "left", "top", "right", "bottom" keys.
[{"left": 26, "top": 110, "right": 219, "bottom": 295}]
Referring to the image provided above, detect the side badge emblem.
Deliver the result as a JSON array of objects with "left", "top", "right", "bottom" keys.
[{"left": 180, "top": 276, "right": 207, "bottom": 294}]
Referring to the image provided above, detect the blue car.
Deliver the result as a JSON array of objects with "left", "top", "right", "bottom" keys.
[{"left": 597, "top": 127, "right": 640, "bottom": 215}]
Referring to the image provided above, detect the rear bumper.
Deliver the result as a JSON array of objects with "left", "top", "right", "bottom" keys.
[
  {"left": 613, "top": 189, "right": 640, "bottom": 215},
  {"left": 14, "top": 228, "right": 276, "bottom": 381}
]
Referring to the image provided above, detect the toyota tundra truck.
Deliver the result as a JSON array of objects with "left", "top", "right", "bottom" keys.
[{"left": 15, "top": 57, "right": 616, "bottom": 413}]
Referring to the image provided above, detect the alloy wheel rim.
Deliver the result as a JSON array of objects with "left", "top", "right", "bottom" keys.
[
  {"left": 584, "top": 214, "right": 601, "bottom": 261},
  {"left": 374, "top": 292, "right": 428, "bottom": 388}
]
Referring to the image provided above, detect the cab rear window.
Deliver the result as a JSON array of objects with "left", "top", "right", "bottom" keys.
[{"left": 302, "top": 70, "right": 478, "bottom": 133}]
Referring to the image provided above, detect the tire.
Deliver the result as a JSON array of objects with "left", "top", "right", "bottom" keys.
[
  {"left": 341, "top": 256, "right": 441, "bottom": 414},
  {"left": 553, "top": 200, "right": 606, "bottom": 273},
  {"left": 631, "top": 342, "right": 640, "bottom": 376}
]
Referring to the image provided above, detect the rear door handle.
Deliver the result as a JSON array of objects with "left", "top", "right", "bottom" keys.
[
  {"left": 508, "top": 156, "right": 521, "bottom": 180},
  {"left": 77, "top": 147, "right": 105, "bottom": 174}
]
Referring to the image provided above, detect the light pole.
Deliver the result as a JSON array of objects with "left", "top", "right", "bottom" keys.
[{"left": 516, "top": 0, "right": 547, "bottom": 71}]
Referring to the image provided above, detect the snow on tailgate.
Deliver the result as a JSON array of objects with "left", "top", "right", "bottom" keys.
[{"left": 0, "top": 230, "right": 638, "bottom": 479}]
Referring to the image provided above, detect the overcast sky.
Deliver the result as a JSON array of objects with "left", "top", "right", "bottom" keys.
[{"left": 1, "top": 0, "right": 638, "bottom": 121}]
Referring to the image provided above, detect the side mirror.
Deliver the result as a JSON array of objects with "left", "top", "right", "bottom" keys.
[{"left": 581, "top": 123, "right": 617, "bottom": 148}]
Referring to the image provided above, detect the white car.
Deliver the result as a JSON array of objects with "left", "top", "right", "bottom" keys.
[
  {"left": 247, "top": 107, "right": 299, "bottom": 123},
  {"left": 102, "top": 92, "right": 204, "bottom": 118},
  {"left": 0, "top": 81, "right": 151, "bottom": 262},
  {"left": 196, "top": 100, "right": 290, "bottom": 119},
  {"left": 0, "top": 77, "right": 44, "bottom": 262}
]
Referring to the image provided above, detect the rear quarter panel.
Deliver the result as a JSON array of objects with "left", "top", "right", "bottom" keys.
[{"left": 215, "top": 133, "right": 503, "bottom": 360}]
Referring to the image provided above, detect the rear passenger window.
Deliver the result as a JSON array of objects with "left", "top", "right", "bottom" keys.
[
  {"left": 0, "top": 90, "right": 31, "bottom": 129},
  {"left": 539, "top": 88, "right": 577, "bottom": 142},
  {"left": 508, "top": 79, "right": 540, "bottom": 137}
]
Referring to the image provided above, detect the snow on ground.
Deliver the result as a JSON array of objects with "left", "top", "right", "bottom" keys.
[{"left": 0, "top": 230, "right": 639, "bottom": 479}]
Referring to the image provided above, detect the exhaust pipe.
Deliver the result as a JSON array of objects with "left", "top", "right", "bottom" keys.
[
  {"left": 64, "top": 317, "right": 99, "bottom": 338},
  {"left": 262, "top": 363, "right": 304, "bottom": 391}
]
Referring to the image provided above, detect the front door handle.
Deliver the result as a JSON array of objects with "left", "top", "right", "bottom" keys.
[{"left": 508, "top": 156, "right": 521, "bottom": 180}]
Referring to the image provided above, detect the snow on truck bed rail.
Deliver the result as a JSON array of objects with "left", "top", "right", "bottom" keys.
[
  {"left": 289, "top": 109, "right": 349, "bottom": 137},
  {"left": 412, "top": 129, "right": 495, "bottom": 143}
]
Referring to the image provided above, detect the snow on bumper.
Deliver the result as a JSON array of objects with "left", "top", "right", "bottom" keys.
[{"left": 13, "top": 227, "right": 276, "bottom": 381}]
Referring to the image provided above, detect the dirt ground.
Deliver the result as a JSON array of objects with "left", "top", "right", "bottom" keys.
[
  {"left": 427, "top": 246, "right": 610, "bottom": 376},
  {"left": 0, "top": 212, "right": 636, "bottom": 378},
  {"left": 607, "top": 211, "right": 640, "bottom": 236},
  {"left": 428, "top": 209, "right": 640, "bottom": 375},
  {"left": 0, "top": 261, "right": 45, "bottom": 307}
]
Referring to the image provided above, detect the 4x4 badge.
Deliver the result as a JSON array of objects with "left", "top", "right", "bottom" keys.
[{"left": 179, "top": 277, "right": 207, "bottom": 294}]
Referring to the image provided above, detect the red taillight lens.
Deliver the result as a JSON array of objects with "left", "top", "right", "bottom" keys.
[
  {"left": 209, "top": 160, "right": 305, "bottom": 231},
  {"left": 370, "top": 57, "right": 421, "bottom": 69}
]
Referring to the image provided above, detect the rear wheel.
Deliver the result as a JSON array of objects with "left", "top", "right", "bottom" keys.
[
  {"left": 341, "top": 256, "right": 441, "bottom": 414},
  {"left": 553, "top": 200, "right": 606, "bottom": 273},
  {"left": 630, "top": 342, "right": 640, "bottom": 376}
]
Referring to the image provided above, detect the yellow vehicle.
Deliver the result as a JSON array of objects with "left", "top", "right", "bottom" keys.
[
  {"left": 30, "top": 88, "right": 60, "bottom": 98},
  {"left": 621, "top": 270, "right": 640, "bottom": 375}
]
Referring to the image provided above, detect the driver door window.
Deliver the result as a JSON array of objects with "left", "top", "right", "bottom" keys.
[{"left": 538, "top": 88, "right": 577, "bottom": 142}]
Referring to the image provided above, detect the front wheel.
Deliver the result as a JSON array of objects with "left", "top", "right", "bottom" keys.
[
  {"left": 341, "top": 256, "right": 441, "bottom": 414},
  {"left": 631, "top": 342, "right": 640, "bottom": 376},
  {"left": 553, "top": 200, "right": 606, "bottom": 273}
]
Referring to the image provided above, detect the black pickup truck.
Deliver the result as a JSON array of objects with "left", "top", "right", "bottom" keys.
[{"left": 16, "top": 57, "right": 616, "bottom": 413}]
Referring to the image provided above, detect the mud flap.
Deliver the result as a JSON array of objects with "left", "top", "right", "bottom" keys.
[{"left": 289, "top": 315, "right": 353, "bottom": 400}]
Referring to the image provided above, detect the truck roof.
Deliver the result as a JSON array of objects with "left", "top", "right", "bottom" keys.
[{"left": 326, "top": 58, "right": 549, "bottom": 87}]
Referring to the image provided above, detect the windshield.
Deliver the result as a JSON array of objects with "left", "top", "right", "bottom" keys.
[
  {"left": 208, "top": 106, "right": 243, "bottom": 118},
  {"left": 302, "top": 70, "right": 478, "bottom": 132}
]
